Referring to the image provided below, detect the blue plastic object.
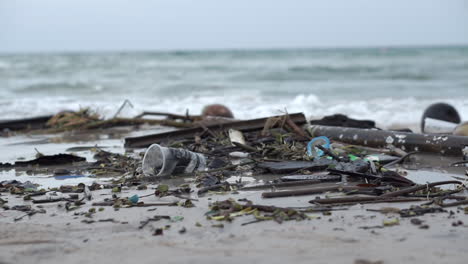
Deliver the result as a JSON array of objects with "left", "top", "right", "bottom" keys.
[
  {"left": 128, "top": 194, "right": 139, "bottom": 204},
  {"left": 307, "top": 136, "right": 331, "bottom": 157}
]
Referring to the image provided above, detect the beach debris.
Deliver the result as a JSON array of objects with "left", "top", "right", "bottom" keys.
[
  {"left": 257, "top": 159, "right": 333, "bottom": 174},
  {"left": 310, "top": 114, "right": 376, "bottom": 129},
  {"left": 202, "top": 104, "right": 234, "bottom": 118},
  {"left": 229, "top": 129, "right": 246, "bottom": 145},
  {"left": 240, "top": 179, "right": 331, "bottom": 191},
  {"left": 421, "top": 102, "right": 460, "bottom": 134},
  {"left": 307, "top": 125, "right": 468, "bottom": 156},
  {"left": 46, "top": 108, "right": 101, "bottom": 130},
  {"left": 382, "top": 218, "right": 400, "bottom": 226},
  {"left": 2, "top": 105, "right": 468, "bottom": 251},
  {"left": 170, "top": 216, "right": 184, "bottom": 222},
  {"left": 263, "top": 185, "right": 377, "bottom": 199},
  {"left": 0, "top": 180, "right": 38, "bottom": 193},
  {"left": 354, "top": 259, "right": 384, "bottom": 264},
  {"left": 128, "top": 195, "right": 139, "bottom": 204},
  {"left": 410, "top": 218, "right": 423, "bottom": 225},
  {"left": 307, "top": 136, "right": 331, "bottom": 157},
  {"left": 0, "top": 153, "right": 85, "bottom": 168},
  {"left": 206, "top": 199, "right": 309, "bottom": 223},
  {"left": 399, "top": 206, "right": 445, "bottom": 217},
  {"left": 453, "top": 122, "right": 468, "bottom": 136},
  {"left": 14, "top": 208, "right": 46, "bottom": 222},
  {"left": 280, "top": 172, "right": 341, "bottom": 182},
  {"left": 124, "top": 112, "right": 307, "bottom": 148},
  {"left": 153, "top": 228, "right": 164, "bottom": 236},
  {"left": 142, "top": 144, "right": 206, "bottom": 177},
  {"left": 0, "top": 115, "right": 53, "bottom": 131},
  {"left": 139, "top": 215, "right": 171, "bottom": 229}
]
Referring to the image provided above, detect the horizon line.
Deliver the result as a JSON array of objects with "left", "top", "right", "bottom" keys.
[{"left": 1, "top": 43, "right": 467, "bottom": 56}]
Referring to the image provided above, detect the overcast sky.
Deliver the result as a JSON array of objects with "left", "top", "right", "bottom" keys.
[{"left": 1, "top": 0, "right": 467, "bottom": 52}]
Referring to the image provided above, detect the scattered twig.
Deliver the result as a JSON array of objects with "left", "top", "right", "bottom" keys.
[{"left": 380, "top": 181, "right": 462, "bottom": 198}]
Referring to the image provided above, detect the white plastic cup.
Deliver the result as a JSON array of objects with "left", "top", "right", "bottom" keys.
[{"left": 142, "top": 144, "right": 206, "bottom": 177}]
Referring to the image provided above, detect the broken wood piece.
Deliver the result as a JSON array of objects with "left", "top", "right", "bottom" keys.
[
  {"left": 232, "top": 142, "right": 259, "bottom": 153},
  {"left": 135, "top": 111, "right": 201, "bottom": 121},
  {"left": 0, "top": 115, "right": 53, "bottom": 131},
  {"left": 262, "top": 185, "right": 373, "bottom": 198},
  {"left": 440, "top": 199, "right": 468, "bottom": 208},
  {"left": 380, "top": 180, "right": 462, "bottom": 197},
  {"left": 310, "top": 196, "right": 427, "bottom": 205},
  {"left": 284, "top": 115, "right": 310, "bottom": 140},
  {"left": 307, "top": 125, "right": 468, "bottom": 156},
  {"left": 84, "top": 118, "right": 192, "bottom": 130},
  {"left": 280, "top": 173, "right": 341, "bottom": 182},
  {"left": 258, "top": 159, "right": 333, "bottom": 174},
  {"left": 240, "top": 179, "right": 324, "bottom": 190},
  {"left": 124, "top": 113, "right": 307, "bottom": 148}
]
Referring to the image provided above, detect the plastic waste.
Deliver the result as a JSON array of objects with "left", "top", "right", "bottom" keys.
[
  {"left": 307, "top": 136, "right": 331, "bottom": 158},
  {"left": 128, "top": 194, "right": 139, "bottom": 204},
  {"left": 142, "top": 144, "right": 206, "bottom": 177},
  {"left": 422, "top": 117, "right": 458, "bottom": 134},
  {"left": 228, "top": 129, "right": 246, "bottom": 145},
  {"left": 421, "top": 102, "right": 460, "bottom": 133}
]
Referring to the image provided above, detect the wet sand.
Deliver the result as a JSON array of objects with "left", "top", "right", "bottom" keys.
[
  {"left": 1, "top": 186, "right": 467, "bottom": 264},
  {"left": 1, "top": 126, "right": 468, "bottom": 264}
]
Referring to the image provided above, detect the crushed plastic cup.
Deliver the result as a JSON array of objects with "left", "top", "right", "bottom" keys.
[{"left": 142, "top": 144, "right": 206, "bottom": 177}]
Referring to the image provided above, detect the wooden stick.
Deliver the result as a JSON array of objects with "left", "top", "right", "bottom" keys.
[
  {"left": 262, "top": 186, "right": 373, "bottom": 198},
  {"left": 380, "top": 181, "right": 462, "bottom": 198}
]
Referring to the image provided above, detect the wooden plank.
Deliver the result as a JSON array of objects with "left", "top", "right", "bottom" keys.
[
  {"left": 0, "top": 115, "right": 52, "bottom": 131},
  {"left": 124, "top": 112, "right": 307, "bottom": 148}
]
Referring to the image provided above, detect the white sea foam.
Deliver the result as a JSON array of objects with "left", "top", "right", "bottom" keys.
[
  {"left": 1, "top": 94, "right": 467, "bottom": 130},
  {"left": 1, "top": 47, "right": 467, "bottom": 129}
]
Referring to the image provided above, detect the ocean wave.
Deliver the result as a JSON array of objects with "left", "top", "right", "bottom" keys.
[
  {"left": 2, "top": 94, "right": 467, "bottom": 131},
  {"left": 0, "top": 61, "right": 11, "bottom": 70},
  {"left": 15, "top": 82, "right": 107, "bottom": 94},
  {"left": 288, "top": 65, "right": 380, "bottom": 74}
]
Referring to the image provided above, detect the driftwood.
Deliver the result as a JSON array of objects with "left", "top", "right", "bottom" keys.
[
  {"left": 309, "top": 196, "right": 427, "bottom": 205},
  {"left": 307, "top": 125, "right": 468, "bottom": 156},
  {"left": 135, "top": 111, "right": 202, "bottom": 121},
  {"left": 124, "top": 113, "right": 307, "bottom": 148},
  {"left": 262, "top": 185, "right": 373, "bottom": 198},
  {"left": 83, "top": 118, "right": 192, "bottom": 130},
  {"left": 240, "top": 179, "right": 325, "bottom": 191},
  {"left": 0, "top": 115, "right": 53, "bottom": 131},
  {"left": 380, "top": 181, "right": 462, "bottom": 197}
]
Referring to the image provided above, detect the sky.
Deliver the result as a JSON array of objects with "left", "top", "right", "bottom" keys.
[{"left": 1, "top": 0, "right": 467, "bottom": 52}]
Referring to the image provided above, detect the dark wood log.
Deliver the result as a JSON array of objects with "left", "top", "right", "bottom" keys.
[
  {"left": 307, "top": 125, "right": 468, "bottom": 156},
  {"left": 0, "top": 115, "right": 53, "bottom": 131},
  {"left": 124, "top": 113, "right": 307, "bottom": 148},
  {"left": 262, "top": 185, "right": 372, "bottom": 198}
]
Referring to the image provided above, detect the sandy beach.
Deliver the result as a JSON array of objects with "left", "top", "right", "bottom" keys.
[
  {"left": 1, "top": 185, "right": 468, "bottom": 264},
  {"left": 0, "top": 123, "right": 467, "bottom": 264}
]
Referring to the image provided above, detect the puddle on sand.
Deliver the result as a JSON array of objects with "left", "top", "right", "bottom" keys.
[{"left": 0, "top": 126, "right": 172, "bottom": 188}]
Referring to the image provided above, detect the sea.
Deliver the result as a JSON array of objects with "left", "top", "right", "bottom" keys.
[{"left": 1, "top": 46, "right": 468, "bottom": 128}]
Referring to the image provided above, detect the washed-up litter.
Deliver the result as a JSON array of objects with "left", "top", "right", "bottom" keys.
[
  {"left": 1, "top": 107, "right": 468, "bottom": 236},
  {"left": 0, "top": 154, "right": 85, "bottom": 168},
  {"left": 142, "top": 144, "right": 206, "bottom": 177}
]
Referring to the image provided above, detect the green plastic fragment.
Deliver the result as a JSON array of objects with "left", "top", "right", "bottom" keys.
[
  {"left": 171, "top": 216, "right": 184, "bottom": 222},
  {"left": 157, "top": 184, "right": 169, "bottom": 193}
]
